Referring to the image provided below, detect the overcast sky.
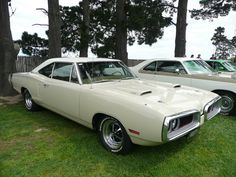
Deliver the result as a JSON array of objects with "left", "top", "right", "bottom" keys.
[{"left": 10, "top": 0, "right": 236, "bottom": 60}]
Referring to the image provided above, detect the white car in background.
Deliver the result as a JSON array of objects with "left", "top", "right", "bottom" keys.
[
  {"left": 9, "top": 57, "right": 221, "bottom": 154},
  {"left": 131, "top": 57, "right": 236, "bottom": 115}
]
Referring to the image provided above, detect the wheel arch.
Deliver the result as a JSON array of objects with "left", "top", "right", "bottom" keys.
[
  {"left": 21, "top": 87, "right": 27, "bottom": 95},
  {"left": 92, "top": 113, "right": 108, "bottom": 131},
  {"left": 212, "top": 89, "right": 236, "bottom": 97},
  {"left": 92, "top": 113, "right": 125, "bottom": 132}
]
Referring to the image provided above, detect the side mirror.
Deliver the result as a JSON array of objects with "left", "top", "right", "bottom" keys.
[
  {"left": 175, "top": 68, "right": 180, "bottom": 73},
  {"left": 175, "top": 68, "right": 186, "bottom": 74}
]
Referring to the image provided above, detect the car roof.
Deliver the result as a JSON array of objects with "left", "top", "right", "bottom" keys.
[
  {"left": 136, "top": 57, "right": 203, "bottom": 66},
  {"left": 32, "top": 57, "right": 121, "bottom": 72},
  {"left": 149, "top": 57, "right": 203, "bottom": 62},
  {"left": 46, "top": 57, "right": 120, "bottom": 63}
]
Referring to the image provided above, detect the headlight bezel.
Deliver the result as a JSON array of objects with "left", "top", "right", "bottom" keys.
[
  {"left": 203, "top": 96, "right": 222, "bottom": 121},
  {"left": 162, "top": 109, "right": 200, "bottom": 143}
]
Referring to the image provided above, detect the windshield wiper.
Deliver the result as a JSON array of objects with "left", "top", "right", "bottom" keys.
[{"left": 121, "top": 77, "right": 134, "bottom": 80}]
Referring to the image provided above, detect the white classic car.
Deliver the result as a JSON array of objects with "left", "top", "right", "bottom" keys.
[
  {"left": 131, "top": 58, "right": 236, "bottom": 116},
  {"left": 9, "top": 58, "right": 221, "bottom": 154}
]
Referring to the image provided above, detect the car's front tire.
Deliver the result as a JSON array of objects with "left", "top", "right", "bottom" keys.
[
  {"left": 217, "top": 91, "right": 236, "bottom": 116},
  {"left": 23, "top": 89, "right": 39, "bottom": 111},
  {"left": 98, "top": 116, "right": 133, "bottom": 154}
]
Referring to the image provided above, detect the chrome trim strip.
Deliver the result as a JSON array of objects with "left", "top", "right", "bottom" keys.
[
  {"left": 203, "top": 96, "right": 222, "bottom": 121},
  {"left": 162, "top": 109, "right": 200, "bottom": 143}
]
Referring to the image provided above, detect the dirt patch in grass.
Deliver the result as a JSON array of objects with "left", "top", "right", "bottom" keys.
[
  {"left": 0, "top": 132, "right": 53, "bottom": 152},
  {"left": 0, "top": 95, "right": 22, "bottom": 105}
]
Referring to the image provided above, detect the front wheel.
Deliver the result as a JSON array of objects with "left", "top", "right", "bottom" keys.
[
  {"left": 98, "top": 117, "right": 133, "bottom": 154},
  {"left": 217, "top": 91, "right": 236, "bottom": 116}
]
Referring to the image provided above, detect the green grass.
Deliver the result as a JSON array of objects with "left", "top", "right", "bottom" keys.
[{"left": 0, "top": 103, "right": 235, "bottom": 177}]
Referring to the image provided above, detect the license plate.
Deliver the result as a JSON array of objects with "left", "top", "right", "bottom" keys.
[{"left": 187, "top": 128, "right": 199, "bottom": 139}]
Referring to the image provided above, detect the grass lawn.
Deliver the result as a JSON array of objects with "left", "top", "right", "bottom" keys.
[{"left": 0, "top": 103, "right": 235, "bottom": 177}]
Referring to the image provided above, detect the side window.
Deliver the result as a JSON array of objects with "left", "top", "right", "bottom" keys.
[
  {"left": 143, "top": 62, "right": 156, "bottom": 71},
  {"left": 157, "top": 61, "right": 186, "bottom": 74},
  {"left": 52, "top": 63, "right": 72, "bottom": 82},
  {"left": 70, "top": 65, "right": 79, "bottom": 83},
  {"left": 216, "top": 63, "right": 226, "bottom": 71},
  {"left": 38, "top": 63, "right": 54, "bottom": 78},
  {"left": 207, "top": 62, "right": 214, "bottom": 68}
]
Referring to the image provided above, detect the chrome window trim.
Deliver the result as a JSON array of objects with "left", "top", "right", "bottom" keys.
[
  {"left": 69, "top": 63, "right": 80, "bottom": 84},
  {"left": 162, "top": 109, "right": 200, "bottom": 142},
  {"left": 203, "top": 96, "right": 222, "bottom": 121}
]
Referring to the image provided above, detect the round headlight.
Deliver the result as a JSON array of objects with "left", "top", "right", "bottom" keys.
[
  {"left": 172, "top": 119, "right": 178, "bottom": 129},
  {"left": 168, "top": 118, "right": 180, "bottom": 132}
]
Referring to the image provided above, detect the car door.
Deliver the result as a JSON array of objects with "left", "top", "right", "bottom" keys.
[
  {"left": 148, "top": 60, "right": 192, "bottom": 86},
  {"left": 137, "top": 61, "right": 158, "bottom": 80},
  {"left": 38, "top": 62, "right": 80, "bottom": 120}
]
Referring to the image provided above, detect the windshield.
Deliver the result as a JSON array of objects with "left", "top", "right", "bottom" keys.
[
  {"left": 222, "top": 61, "right": 236, "bottom": 72},
  {"left": 183, "top": 60, "right": 214, "bottom": 74},
  {"left": 77, "top": 61, "right": 135, "bottom": 84}
]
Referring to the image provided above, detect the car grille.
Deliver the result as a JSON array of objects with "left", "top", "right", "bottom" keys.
[{"left": 162, "top": 110, "right": 200, "bottom": 142}]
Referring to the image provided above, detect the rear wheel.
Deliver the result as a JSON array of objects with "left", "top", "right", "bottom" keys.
[
  {"left": 98, "top": 116, "right": 133, "bottom": 154},
  {"left": 217, "top": 91, "right": 236, "bottom": 116},
  {"left": 23, "top": 89, "right": 39, "bottom": 111}
]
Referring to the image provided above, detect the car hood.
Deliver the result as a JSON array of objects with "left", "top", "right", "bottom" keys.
[{"left": 93, "top": 79, "right": 217, "bottom": 114}]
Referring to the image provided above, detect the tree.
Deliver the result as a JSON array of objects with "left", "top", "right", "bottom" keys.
[
  {"left": 189, "top": 0, "right": 236, "bottom": 58},
  {"left": 60, "top": 6, "right": 81, "bottom": 54},
  {"left": 211, "top": 27, "right": 236, "bottom": 59},
  {"left": 0, "top": 0, "right": 17, "bottom": 96},
  {"left": 91, "top": 0, "right": 172, "bottom": 62},
  {"left": 89, "top": 0, "right": 117, "bottom": 58},
  {"left": 191, "top": 0, "right": 236, "bottom": 20},
  {"left": 17, "top": 0, "right": 172, "bottom": 61},
  {"left": 48, "top": 0, "right": 61, "bottom": 58},
  {"left": 174, "top": 0, "right": 188, "bottom": 57},
  {"left": 79, "top": 0, "right": 90, "bottom": 57},
  {"left": 115, "top": 0, "right": 128, "bottom": 64},
  {"left": 15, "top": 32, "right": 48, "bottom": 57},
  {"left": 60, "top": 3, "right": 90, "bottom": 57}
]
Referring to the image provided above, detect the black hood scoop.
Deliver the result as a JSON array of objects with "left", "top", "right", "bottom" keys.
[
  {"left": 140, "top": 90, "right": 152, "bottom": 96},
  {"left": 173, "top": 84, "right": 181, "bottom": 88}
]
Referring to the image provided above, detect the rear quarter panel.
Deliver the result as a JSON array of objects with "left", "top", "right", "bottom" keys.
[{"left": 12, "top": 72, "right": 40, "bottom": 101}]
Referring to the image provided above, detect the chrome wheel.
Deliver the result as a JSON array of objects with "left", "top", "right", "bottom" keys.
[
  {"left": 24, "top": 91, "right": 33, "bottom": 110},
  {"left": 98, "top": 116, "right": 133, "bottom": 154},
  {"left": 221, "top": 95, "right": 234, "bottom": 114},
  {"left": 101, "top": 118, "right": 124, "bottom": 151}
]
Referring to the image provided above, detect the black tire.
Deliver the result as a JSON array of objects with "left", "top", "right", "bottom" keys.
[
  {"left": 217, "top": 91, "right": 236, "bottom": 116},
  {"left": 98, "top": 116, "right": 133, "bottom": 154},
  {"left": 23, "top": 89, "right": 40, "bottom": 111}
]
